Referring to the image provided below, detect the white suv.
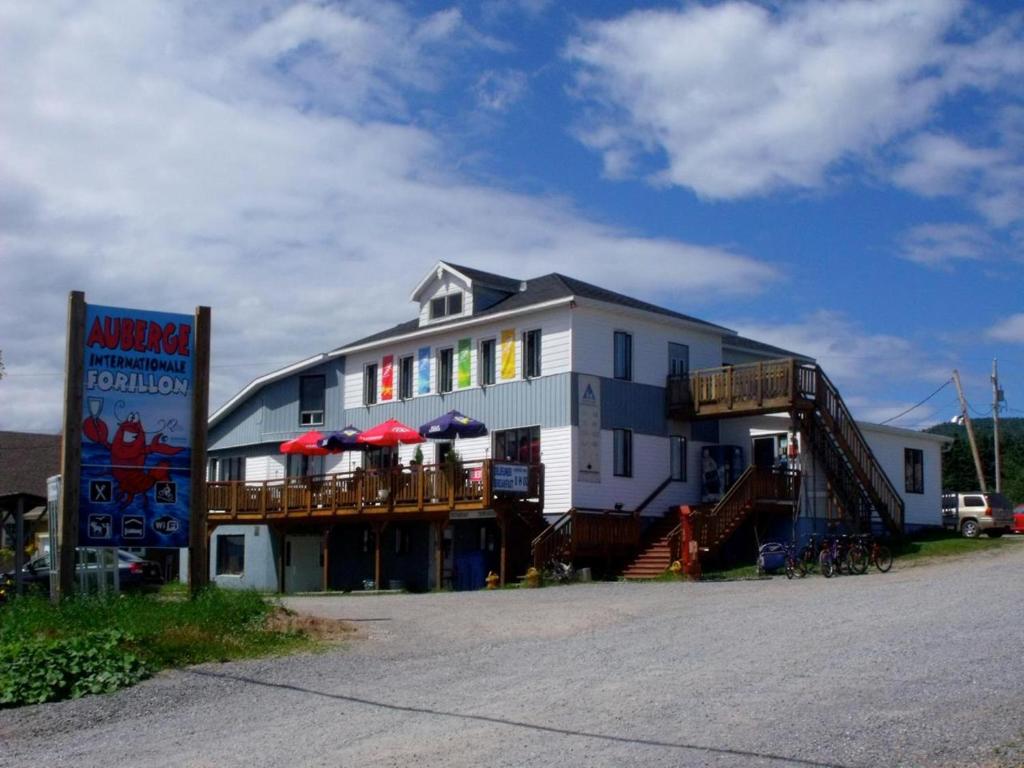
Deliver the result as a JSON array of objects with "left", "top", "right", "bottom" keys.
[{"left": 942, "top": 492, "right": 1013, "bottom": 538}]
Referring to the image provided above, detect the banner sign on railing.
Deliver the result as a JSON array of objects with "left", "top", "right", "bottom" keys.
[
  {"left": 79, "top": 304, "right": 194, "bottom": 547},
  {"left": 493, "top": 462, "right": 529, "bottom": 493}
]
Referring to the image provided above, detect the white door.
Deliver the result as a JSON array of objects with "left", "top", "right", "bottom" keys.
[{"left": 284, "top": 535, "right": 322, "bottom": 593}]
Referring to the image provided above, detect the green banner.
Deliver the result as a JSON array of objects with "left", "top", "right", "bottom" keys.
[{"left": 457, "top": 338, "right": 471, "bottom": 388}]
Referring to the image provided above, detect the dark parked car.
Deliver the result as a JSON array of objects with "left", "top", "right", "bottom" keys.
[{"left": 2, "top": 548, "right": 163, "bottom": 592}]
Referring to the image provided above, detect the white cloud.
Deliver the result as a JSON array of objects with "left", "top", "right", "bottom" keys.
[
  {"left": 892, "top": 128, "right": 1024, "bottom": 228},
  {"left": 988, "top": 314, "right": 1024, "bottom": 343},
  {"left": 0, "top": 0, "right": 778, "bottom": 431},
  {"left": 565, "top": 0, "right": 1023, "bottom": 200},
  {"left": 898, "top": 222, "right": 994, "bottom": 268},
  {"left": 475, "top": 69, "right": 528, "bottom": 112}
]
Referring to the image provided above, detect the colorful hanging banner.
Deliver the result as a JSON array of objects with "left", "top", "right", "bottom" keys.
[
  {"left": 417, "top": 346, "right": 431, "bottom": 394},
  {"left": 500, "top": 329, "right": 516, "bottom": 380},
  {"left": 457, "top": 338, "right": 471, "bottom": 388},
  {"left": 381, "top": 355, "right": 394, "bottom": 401}
]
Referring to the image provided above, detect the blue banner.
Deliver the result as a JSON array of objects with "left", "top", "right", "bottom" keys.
[
  {"left": 417, "top": 346, "right": 431, "bottom": 395},
  {"left": 79, "top": 304, "right": 193, "bottom": 548}
]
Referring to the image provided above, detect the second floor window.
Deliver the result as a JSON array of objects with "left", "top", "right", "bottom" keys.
[
  {"left": 479, "top": 338, "right": 496, "bottom": 387},
  {"left": 614, "top": 331, "right": 633, "bottom": 381},
  {"left": 438, "top": 348, "right": 454, "bottom": 393},
  {"left": 364, "top": 363, "right": 378, "bottom": 405},
  {"left": 523, "top": 329, "right": 541, "bottom": 379},
  {"left": 299, "top": 375, "right": 325, "bottom": 426},
  {"left": 399, "top": 355, "right": 414, "bottom": 400}
]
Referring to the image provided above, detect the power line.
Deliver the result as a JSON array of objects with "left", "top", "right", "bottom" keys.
[{"left": 879, "top": 379, "right": 953, "bottom": 425}]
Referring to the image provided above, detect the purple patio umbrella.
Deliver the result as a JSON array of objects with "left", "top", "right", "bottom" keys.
[
  {"left": 318, "top": 426, "right": 370, "bottom": 453},
  {"left": 418, "top": 410, "right": 488, "bottom": 440}
]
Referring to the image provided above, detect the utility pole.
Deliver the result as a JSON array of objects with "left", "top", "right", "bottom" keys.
[
  {"left": 952, "top": 369, "right": 987, "bottom": 493},
  {"left": 992, "top": 358, "right": 1003, "bottom": 493}
]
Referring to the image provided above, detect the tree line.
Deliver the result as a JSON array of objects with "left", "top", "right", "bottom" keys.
[{"left": 927, "top": 417, "right": 1024, "bottom": 503}]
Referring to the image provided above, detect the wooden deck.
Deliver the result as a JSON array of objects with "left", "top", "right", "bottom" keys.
[
  {"left": 667, "top": 358, "right": 816, "bottom": 419},
  {"left": 207, "top": 459, "right": 543, "bottom": 526}
]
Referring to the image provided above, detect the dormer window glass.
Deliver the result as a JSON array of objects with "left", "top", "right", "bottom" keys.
[{"left": 430, "top": 291, "right": 463, "bottom": 320}]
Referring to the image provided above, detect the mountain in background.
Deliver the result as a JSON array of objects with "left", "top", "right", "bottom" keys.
[{"left": 926, "top": 417, "right": 1024, "bottom": 503}]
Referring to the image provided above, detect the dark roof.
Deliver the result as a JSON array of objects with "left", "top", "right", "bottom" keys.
[
  {"left": 338, "top": 270, "right": 729, "bottom": 351},
  {"left": 723, "top": 334, "right": 812, "bottom": 361},
  {"left": 443, "top": 262, "right": 523, "bottom": 293},
  {"left": 0, "top": 431, "right": 61, "bottom": 502}
]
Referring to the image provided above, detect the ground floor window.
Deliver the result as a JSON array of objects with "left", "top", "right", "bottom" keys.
[
  {"left": 614, "top": 429, "right": 633, "bottom": 477},
  {"left": 904, "top": 448, "right": 924, "bottom": 494},
  {"left": 210, "top": 456, "right": 245, "bottom": 481},
  {"left": 216, "top": 535, "right": 245, "bottom": 575},
  {"left": 670, "top": 435, "right": 687, "bottom": 481},
  {"left": 494, "top": 426, "right": 541, "bottom": 464}
]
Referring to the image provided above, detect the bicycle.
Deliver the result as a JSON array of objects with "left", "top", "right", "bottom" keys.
[
  {"left": 783, "top": 542, "right": 806, "bottom": 579},
  {"left": 860, "top": 533, "right": 893, "bottom": 573},
  {"left": 798, "top": 533, "right": 822, "bottom": 574},
  {"left": 543, "top": 558, "right": 575, "bottom": 584}
]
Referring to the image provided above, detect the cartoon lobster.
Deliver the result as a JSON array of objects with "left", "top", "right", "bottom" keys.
[{"left": 83, "top": 409, "right": 183, "bottom": 508}]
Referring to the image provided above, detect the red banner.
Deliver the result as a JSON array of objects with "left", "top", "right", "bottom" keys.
[{"left": 381, "top": 355, "right": 394, "bottom": 401}]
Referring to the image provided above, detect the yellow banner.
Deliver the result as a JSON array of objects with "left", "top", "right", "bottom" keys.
[{"left": 500, "top": 329, "right": 516, "bottom": 380}]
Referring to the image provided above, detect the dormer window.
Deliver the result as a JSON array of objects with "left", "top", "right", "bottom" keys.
[{"left": 430, "top": 292, "right": 463, "bottom": 320}]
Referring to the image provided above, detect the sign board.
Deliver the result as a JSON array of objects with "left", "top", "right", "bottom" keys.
[
  {"left": 577, "top": 374, "right": 601, "bottom": 482},
  {"left": 450, "top": 509, "right": 497, "bottom": 520},
  {"left": 493, "top": 462, "right": 529, "bottom": 494},
  {"left": 78, "top": 304, "right": 194, "bottom": 547}
]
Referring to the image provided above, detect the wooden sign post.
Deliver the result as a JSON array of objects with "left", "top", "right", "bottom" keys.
[
  {"left": 188, "top": 305, "right": 211, "bottom": 597},
  {"left": 57, "top": 291, "right": 86, "bottom": 602}
]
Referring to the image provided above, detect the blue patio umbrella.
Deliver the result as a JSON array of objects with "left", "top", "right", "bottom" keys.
[
  {"left": 318, "top": 426, "right": 370, "bottom": 453},
  {"left": 418, "top": 410, "right": 488, "bottom": 440}
]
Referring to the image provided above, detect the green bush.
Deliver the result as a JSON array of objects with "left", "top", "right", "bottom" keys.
[
  {"left": 0, "top": 587, "right": 308, "bottom": 707},
  {"left": 0, "top": 630, "right": 150, "bottom": 707}
]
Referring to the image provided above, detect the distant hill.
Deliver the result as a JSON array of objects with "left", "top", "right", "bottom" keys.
[{"left": 925, "top": 417, "right": 1024, "bottom": 503}]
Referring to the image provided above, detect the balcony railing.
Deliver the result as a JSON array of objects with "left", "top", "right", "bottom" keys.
[
  {"left": 207, "top": 459, "right": 543, "bottom": 524},
  {"left": 667, "top": 358, "right": 815, "bottom": 419}
]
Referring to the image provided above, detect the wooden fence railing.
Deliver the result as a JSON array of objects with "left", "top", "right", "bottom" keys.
[
  {"left": 207, "top": 460, "right": 543, "bottom": 523},
  {"left": 532, "top": 507, "right": 641, "bottom": 568}
]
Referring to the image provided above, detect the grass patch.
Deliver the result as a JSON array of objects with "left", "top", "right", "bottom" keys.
[
  {"left": 892, "top": 531, "right": 1013, "bottom": 561},
  {"left": 700, "top": 563, "right": 762, "bottom": 581},
  {"left": 0, "top": 587, "right": 315, "bottom": 708}
]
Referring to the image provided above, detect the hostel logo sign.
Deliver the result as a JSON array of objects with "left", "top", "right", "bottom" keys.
[{"left": 79, "top": 304, "right": 193, "bottom": 548}]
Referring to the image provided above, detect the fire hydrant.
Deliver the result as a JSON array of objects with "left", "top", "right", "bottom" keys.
[
  {"left": 485, "top": 570, "right": 500, "bottom": 590},
  {"left": 669, "top": 560, "right": 683, "bottom": 577},
  {"left": 524, "top": 566, "right": 540, "bottom": 588}
]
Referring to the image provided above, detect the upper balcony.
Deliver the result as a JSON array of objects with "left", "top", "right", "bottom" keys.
[
  {"left": 207, "top": 459, "right": 544, "bottom": 526},
  {"left": 667, "top": 358, "right": 817, "bottom": 420}
]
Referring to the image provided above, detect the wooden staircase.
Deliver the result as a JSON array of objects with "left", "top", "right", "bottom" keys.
[
  {"left": 673, "top": 359, "right": 904, "bottom": 537},
  {"left": 620, "top": 513, "right": 686, "bottom": 580}
]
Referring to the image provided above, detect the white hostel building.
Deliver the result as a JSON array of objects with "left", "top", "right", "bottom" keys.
[{"left": 204, "top": 262, "right": 949, "bottom": 591}]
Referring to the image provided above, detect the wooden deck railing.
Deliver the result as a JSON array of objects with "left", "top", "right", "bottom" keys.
[
  {"left": 669, "top": 359, "right": 811, "bottom": 418},
  {"left": 207, "top": 460, "right": 543, "bottom": 524},
  {"left": 532, "top": 507, "right": 641, "bottom": 568}
]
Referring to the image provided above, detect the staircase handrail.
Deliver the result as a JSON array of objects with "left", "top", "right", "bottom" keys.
[
  {"left": 634, "top": 476, "right": 675, "bottom": 517},
  {"left": 811, "top": 366, "right": 905, "bottom": 532}
]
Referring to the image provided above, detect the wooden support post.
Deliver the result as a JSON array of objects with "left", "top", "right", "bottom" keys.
[
  {"left": 188, "top": 305, "right": 211, "bottom": 598},
  {"left": 276, "top": 527, "right": 287, "bottom": 594},
  {"left": 57, "top": 291, "right": 86, "bottom": 602},
  {"left": 434, "top": 519, "right": 445, "bottom": 591},
  {"left": 373, "top": 521, "right": 385, "bottom": 590},
  {"left": 14, "top": 497, "right": 24, "bottom": 597},
  {"left": 498, "top": 511, "right": 508, "bottom": 587},
  {"left": 321, "top": 526, "right": 331, "bottom": 592}
]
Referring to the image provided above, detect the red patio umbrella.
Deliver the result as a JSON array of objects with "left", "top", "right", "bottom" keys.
[
  {"left": 356, "top": 419, "right": 426, "bottom": 447},
  {"left": 280, "top": 430, "right": 330, "bottom": 456}
]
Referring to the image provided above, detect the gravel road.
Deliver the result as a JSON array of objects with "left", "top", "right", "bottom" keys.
[{"left": 3, "top": 543, "right": 1023, "bottom": 768}]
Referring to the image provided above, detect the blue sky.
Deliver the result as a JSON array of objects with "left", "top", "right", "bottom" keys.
[{"left": 1, "top": 0, "right": 1022, "bottom": 431}]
